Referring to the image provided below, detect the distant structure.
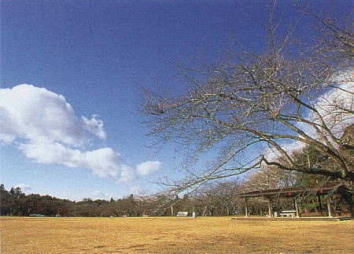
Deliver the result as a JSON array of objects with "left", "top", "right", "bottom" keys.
[
  {"left": 238, "top": 184, "right": 352, "bottom": 219},
  {"left": 176, "top": 211, "right": 188, "bottom": 217},
  {"left": 29, "top": 214, "right": 45, "bottom": 217}
]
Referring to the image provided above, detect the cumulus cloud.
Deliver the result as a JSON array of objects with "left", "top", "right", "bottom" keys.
[
  {"left": 265, "top": 72, "right": 353, "bottom": 162},
  {"left": 0, "top": 84, "right": 105, "bottom": 146},
  {"left": 136, "top": 161, "right": 162, "bottom": 176},
  {"left": 119, "top": 165, "right": 136, "bottom": 183},
  {"left": 19, "top": 142, "right": 122, "bottom": 178},
  {"left": 129, "top": 185, "right": 147, "bottom": 196},
  {"left": 92, "top": 190, "right": 114, "bottom": 200},
  {"left": 14, "top": 184, "right": 32, "bottom": 194},
  {"left": 120, "top": 161, "right": 162, "bottom": 183},
  {"left": 82, "top": 115, "right": 106, "bottom": 140},
  {"left": 0, "top": 84, "right": 161, "bottom": 182},
  {"left": 264, "top": 141, "right": 306, "bottom": 162},
  {"left": 311, "top": 82, "right": 354, "bottom": 137}
]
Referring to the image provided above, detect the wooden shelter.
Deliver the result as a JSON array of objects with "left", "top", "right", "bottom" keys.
[{"left": 238, "top": 184, "right": 352, "bottom": 218}]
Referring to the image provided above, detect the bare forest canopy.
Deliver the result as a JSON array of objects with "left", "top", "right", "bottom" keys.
[
  {"left": 1, "top": 157, "right": 351, "bottom": 217},
  {"left": 143, "top": 3, "right": 354, "bottom": 192}
]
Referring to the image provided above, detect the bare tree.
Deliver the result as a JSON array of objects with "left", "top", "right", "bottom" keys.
[
  {"left": 244, "top": 166, "right": 298, "bottom": 191},
  {"left": 192, "top": 181, "right": 241, "bottom": 216},
  {"left": 143, "top": 4, "right": 353, "bottom": 192}
]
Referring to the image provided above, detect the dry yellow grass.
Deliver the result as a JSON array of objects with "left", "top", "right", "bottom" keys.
[{"left": 1, "top": 216, "right": 353, "bottom": 254}]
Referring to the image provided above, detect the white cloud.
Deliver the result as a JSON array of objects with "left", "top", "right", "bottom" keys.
[
  {"left": 311, "top": 82, "right": 354, "bottom": 138},
  {"left": 82, "top": 115, "right": 106, "bottom": 140},
  {"left": 19, "top": 142, "right": 121, "bottom": 178},
  {"left": 0, "top": 84, "right": 162, "bottom": 182},
  {"left": 14, "top": 184, "right": 32, "bottom": 194},
  {"left": 92, "top": 190, "right": 113, "bottom": 200},
  {"left": 118, "top": 165, "right": 135, "bottom": 183},
  {"left": 136, "top": 161, "right": 162, "bottom": 176},
  {"left": 264, "top": 141, "right": 306, "bottom": 162},
  {"left": 0, "top": 84, "right": 106, "bottom": 146},
  {"left": 129, "top": 185, "right": 146, "bottom": 196},
  {"left": 264, "top": 72, "right": 353, "bottom": 162},
  {"left": 119, "top": 161, "right": 162, "bottom": 182}
]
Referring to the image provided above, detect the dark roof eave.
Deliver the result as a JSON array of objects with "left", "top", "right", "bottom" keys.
[{"left": 238, "top": 184, "right": 347, "bottom": 198}]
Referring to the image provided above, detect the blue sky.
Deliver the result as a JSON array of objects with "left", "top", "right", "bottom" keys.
[{"left": 0, "top": 0, "right": 351, "bottom": 200}]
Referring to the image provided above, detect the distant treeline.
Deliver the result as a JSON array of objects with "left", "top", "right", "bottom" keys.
[
  {"left": 0, "top": 184, "right": 164, "bottom": 217},
  {"left": 0, "top": 183, "right": 245, "bottom": 217},
  {"left": 2, "top": 136, "right": 352, "bottom": 217},
  {"left": 1, "top": 173, "right": 351, "bottom": 218}
]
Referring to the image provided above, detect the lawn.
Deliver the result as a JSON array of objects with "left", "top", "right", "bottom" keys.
[{"left": 1, "top": 216, "right": 353, "bottom": 253}]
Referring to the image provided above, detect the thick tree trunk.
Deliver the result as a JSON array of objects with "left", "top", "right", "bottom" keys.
[
  {"left": 170, "top": 205, "right": 174, "bottom": 216},
  {"left": 202, "top": 206, "right": 207, "bottom": 216},
  {"left": 341, "top": 190, "right": 353, "bottom": 218}
]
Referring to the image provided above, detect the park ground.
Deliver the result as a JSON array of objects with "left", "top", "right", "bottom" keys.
[{"left": 1, "top": 217, "right": 353, "bottom": 254}]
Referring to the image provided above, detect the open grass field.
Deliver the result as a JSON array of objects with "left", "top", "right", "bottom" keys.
[{"left": 1, "top": 217, "right": 353, "bottom": 254}]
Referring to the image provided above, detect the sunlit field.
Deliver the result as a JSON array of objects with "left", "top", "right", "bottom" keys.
[{"left": 1, "top": 217, "right": 353, "bottom": 254}]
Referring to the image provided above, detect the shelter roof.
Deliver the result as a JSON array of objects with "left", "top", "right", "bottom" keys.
[{"left": 238, "top": 184, "right": 348, "bottom": 198}]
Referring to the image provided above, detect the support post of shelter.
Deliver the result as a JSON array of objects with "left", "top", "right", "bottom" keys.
[
  {"left": 327, "top": 197, "right": 332, "bottom": 217},
  {"left": 348, "top": 192, "right": 353, "bottom": 218},
  {"left": 317, "top": 194, "right": 323, "bottom": 215},
  {"left": 238, "top": 184, "right": 349, "bottom": 219},
  {"left": 338, "top": 188, "right": 353, "bottom": 218},
  {"left": 244, "top": 197, "right": 248, "bottom": 217},
  {"left": 170, "top": 205, "right": 174, "bottom": 216},
  {"left": 294, "top": 198, "right": 300, "bottom": 218},
  {"left": 267, "top": 198, "right": 272, "bottom": 217}
]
